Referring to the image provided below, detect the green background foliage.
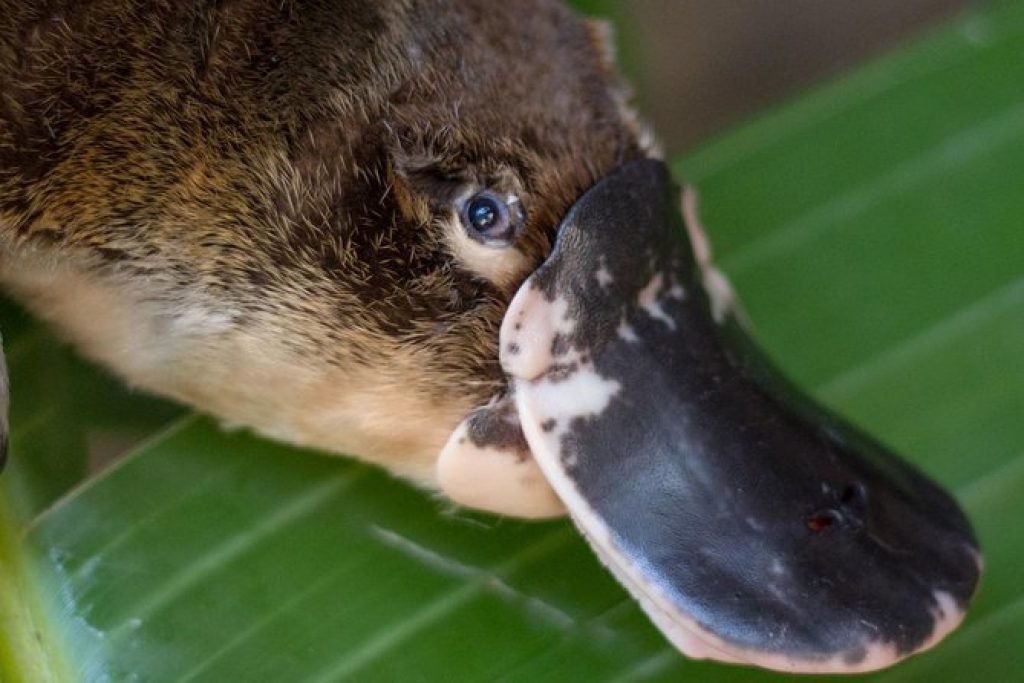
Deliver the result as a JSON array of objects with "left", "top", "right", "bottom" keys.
[{"left": 2, "top": 2, "right": 1023, "bottom": 680}]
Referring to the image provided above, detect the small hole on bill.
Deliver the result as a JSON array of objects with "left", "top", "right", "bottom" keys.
[{"left": 841, "top": 482, "right": 866, "bottom": 504}]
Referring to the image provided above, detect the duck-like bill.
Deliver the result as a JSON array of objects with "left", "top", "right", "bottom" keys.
[{"left": 439, "top": 159, "right": 981, "bottom": 673}]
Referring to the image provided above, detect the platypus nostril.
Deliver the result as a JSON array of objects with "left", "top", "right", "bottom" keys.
[
  {"left": 840, "top": 482, "right": 867, "bottom": 506},
  {"left": 839, "top": 481, "right": 869, "bottom": 527}
]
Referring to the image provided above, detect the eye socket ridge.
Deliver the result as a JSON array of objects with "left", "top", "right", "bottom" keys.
[{"left": 459, "top": 190, "right": 524, "bottom": 246}]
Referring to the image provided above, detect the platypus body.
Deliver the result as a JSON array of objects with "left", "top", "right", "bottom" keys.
[
  {"left": 0, "top": 1, "right": 982, "bottom": 675},
  {"left": 0, "top": 0, "right": 645, "bottom": 488}
]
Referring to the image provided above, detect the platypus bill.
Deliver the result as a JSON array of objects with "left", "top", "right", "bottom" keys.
[{"left": 0, "top": 0, "right": 980, "bottom": 674}]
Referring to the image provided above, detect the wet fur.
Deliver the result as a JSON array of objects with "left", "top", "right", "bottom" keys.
[{"left": 0, "top": 0, "right": 648, "bottom": 486}]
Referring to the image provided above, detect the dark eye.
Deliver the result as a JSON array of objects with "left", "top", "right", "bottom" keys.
[{"left": 461, "top": 191, "right": 522, "bottom": 245}]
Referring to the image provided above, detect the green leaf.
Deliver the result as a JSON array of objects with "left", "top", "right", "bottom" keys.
[{"left": 3, "top": 2, "right": 1023, "bottom": 681}]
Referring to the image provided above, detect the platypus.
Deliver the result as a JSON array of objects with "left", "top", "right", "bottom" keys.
[{"left": 0, "top": 0, "right": 981, "bottom": 674}]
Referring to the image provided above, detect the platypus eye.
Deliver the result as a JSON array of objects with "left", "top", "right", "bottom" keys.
[{"left": 461, "top": 191, "right": 523, "bottom": 246}]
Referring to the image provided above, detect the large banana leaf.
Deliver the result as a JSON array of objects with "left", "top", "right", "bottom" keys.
[{"left": 3, "top": 2, "right": 1023, "bottom": 681}]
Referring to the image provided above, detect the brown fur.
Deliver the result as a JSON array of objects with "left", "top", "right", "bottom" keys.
[{"left": 0, "top": 0, "right": 650, "bottom": 487}]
